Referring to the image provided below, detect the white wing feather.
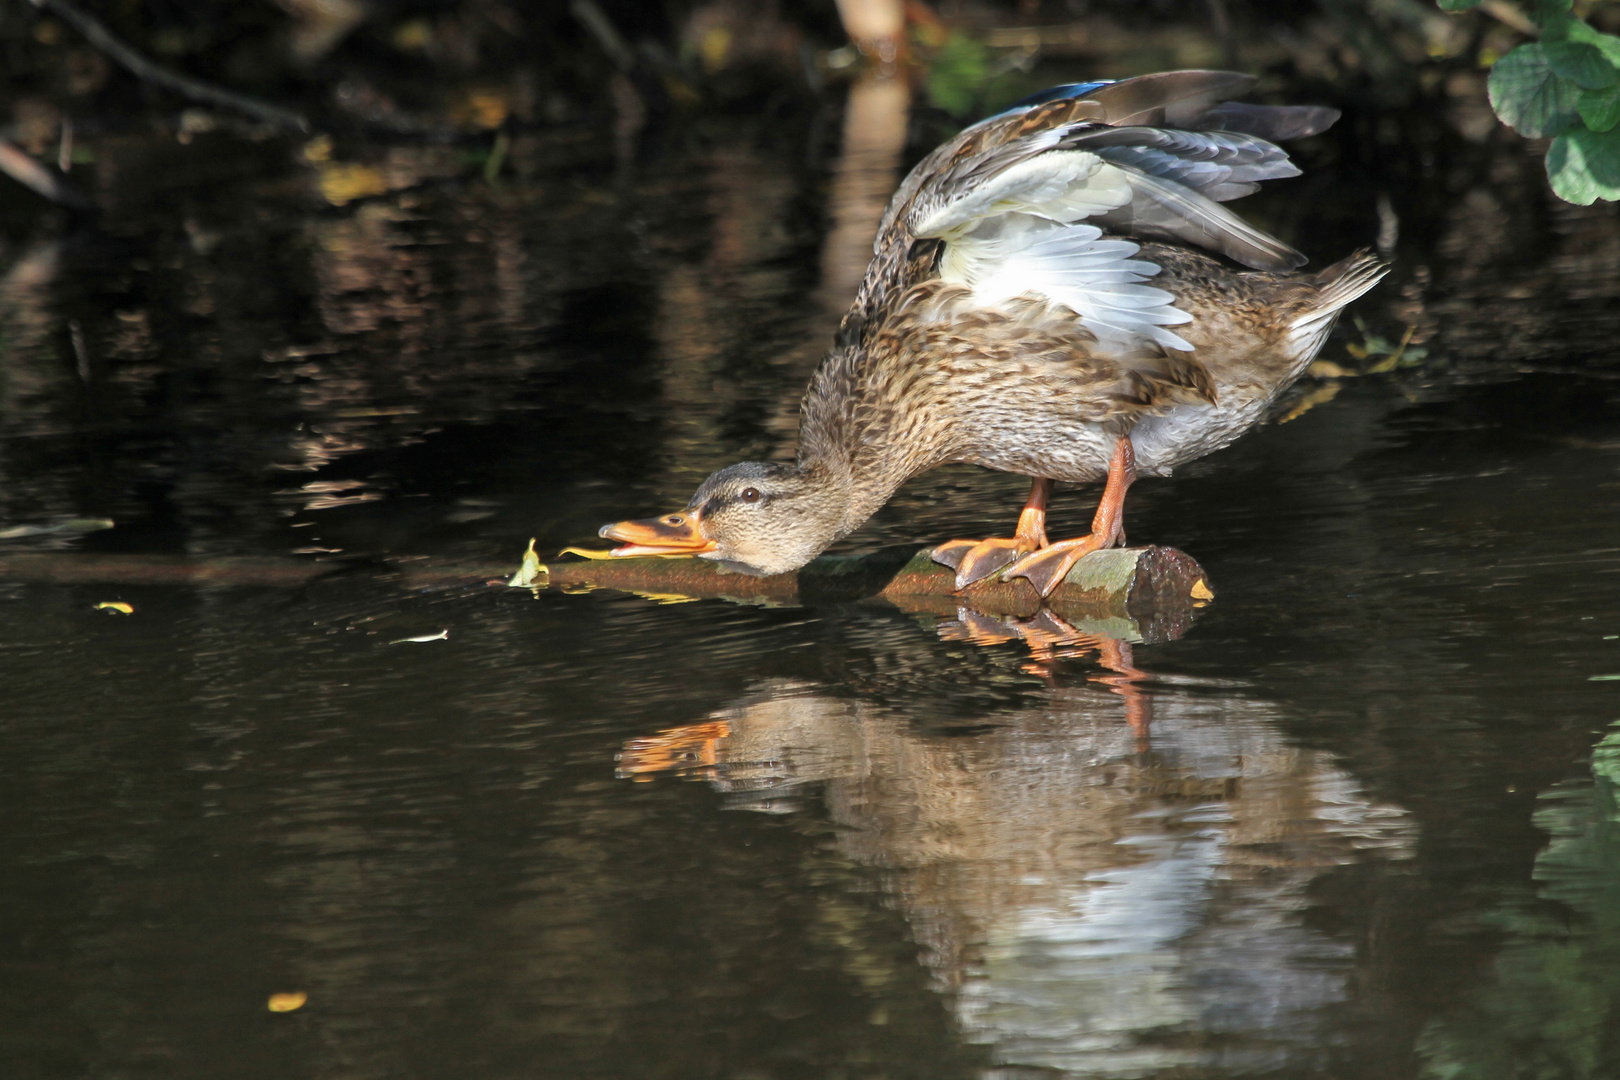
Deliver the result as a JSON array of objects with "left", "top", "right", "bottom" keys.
[
  {"left": 910, "top": 149, "right": 1194, "bottom": 353},
  {"left": 910, "top": 149, "right": 1133, "bottom": 239},
  {"left": 940, "top": 215, "right": 1195, "bottom": 353}
]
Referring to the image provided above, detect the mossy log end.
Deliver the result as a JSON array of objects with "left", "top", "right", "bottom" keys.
[{"left": 520, "top": 545, "right": 1213, "bottom": 624}]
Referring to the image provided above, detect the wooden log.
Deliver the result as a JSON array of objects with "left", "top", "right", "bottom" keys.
[{"left": 512, "top": 543, "right": 1213, "bottom": 635}]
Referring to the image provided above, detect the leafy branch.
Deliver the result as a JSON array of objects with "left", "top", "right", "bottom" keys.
[{"left": 1443, "top": 0, "right": 1620, "bottom": 203}]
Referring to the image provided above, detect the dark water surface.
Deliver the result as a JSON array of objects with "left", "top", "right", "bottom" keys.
[{"left": 3, "top": 76, "right": 1620, "bottom": 1080}]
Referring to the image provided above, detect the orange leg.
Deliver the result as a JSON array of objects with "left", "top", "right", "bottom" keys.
[
  {"left": 1001, "top": 434, "right": 1136, "bottom": 598},
  {"left": 931, "top": 477, "right": 1052, "bottom": 590},
  {"left": 1094, "top": 638, "right": 1152, "bottom": 744}
]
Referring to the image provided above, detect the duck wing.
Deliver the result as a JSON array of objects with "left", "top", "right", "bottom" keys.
[{"left": 851, "top": 71, "right": 1336, "bottom": 344}]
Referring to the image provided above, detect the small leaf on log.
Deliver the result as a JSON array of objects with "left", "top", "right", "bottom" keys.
[{"left": 508, "top": 539, "right": 547, "bottom": 588}]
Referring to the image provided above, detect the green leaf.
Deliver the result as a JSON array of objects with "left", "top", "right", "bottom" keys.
[
  {"left": 1540, "top": 18, "right": 1620, "bottom": 90},
  {"left": 1488, "top": 44, "right": 1583, "bottom": 138},
  {"left": 1545, "top": 15, "right": 1620, "bottom": 51},
  {"left": 1544, "top": 40, "right": 1620, "bottom": 90},
  {"left": 1545, "top": 15, "right": 1620, "bottom": 55},
  {"left": 1547, "top": 124, "right": 1620, "bottom": 204},
  {"left": 1580, "top": 85, "right": 1620, "bottom": 132},
  {"left": 1436, "top": 0, "right": 1481, "bottom": 9},
  {"left": 925, "top": 33, "right": 990, "bottom": 118}
]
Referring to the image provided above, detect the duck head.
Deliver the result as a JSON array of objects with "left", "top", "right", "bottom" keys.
[{"left": 599, "top": 461, "right": 849, "bottom": 577}]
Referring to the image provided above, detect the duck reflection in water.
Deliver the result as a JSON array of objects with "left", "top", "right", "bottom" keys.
[
  {"left": 618, "top": 621, "right": 1413, "bottom": 1076},
  {"left": 934, "top": 606, "right": 1154, "bottom": 739}
]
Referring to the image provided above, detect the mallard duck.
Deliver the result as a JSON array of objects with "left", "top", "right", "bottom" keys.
[{"left": 599, "top": 70, "right": 1387, "bottom": 596}]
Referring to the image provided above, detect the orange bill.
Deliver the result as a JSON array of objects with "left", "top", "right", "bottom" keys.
[{"left": 597, "top": 508, "right": 717, "bottom": 558}]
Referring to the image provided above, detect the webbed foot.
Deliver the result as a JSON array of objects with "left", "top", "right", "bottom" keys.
[
  {"left": 999, "top": 534, "right": 1108, "bottom": 597},
  {"left": 931, "top": 477, "right": 1054, "bottom": 590},
  {"left": 932, "top": 536, "right": 1041, "bottom": 590},
  {"left": 1001, "top": 435, "right": 1139, "bottom": 597}
]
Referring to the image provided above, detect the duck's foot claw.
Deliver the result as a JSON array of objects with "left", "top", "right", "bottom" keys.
[
  {"left": 1000, "top": 536, "right": 1106, "bottom": 598},
  {"left": 932, "top": 537, "right": 1037, "bottom": 590}
]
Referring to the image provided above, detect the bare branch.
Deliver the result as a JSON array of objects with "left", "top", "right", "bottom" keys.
[
  {"left": 26, "top": 0, "right": 312, "bottom": 133},
  {"left": 0, "top": 137, "right": 93, "bottom": 209}
]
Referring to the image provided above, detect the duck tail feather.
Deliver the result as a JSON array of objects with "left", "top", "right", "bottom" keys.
[
  {"left": 1294, "top": 250, "right": 1390, "bottom": 329},
  {"left": 1284, "top": 250, "right": 1390, "bottom": 357}
]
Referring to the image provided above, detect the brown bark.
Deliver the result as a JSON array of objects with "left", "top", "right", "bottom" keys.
[{"left": 517, "top": 544, "right": 1212, "bottom": 630}]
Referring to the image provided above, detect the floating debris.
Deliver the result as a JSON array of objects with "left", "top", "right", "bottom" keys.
[{"left": 0, "top": 517, "right": 114, "bottom": 540}]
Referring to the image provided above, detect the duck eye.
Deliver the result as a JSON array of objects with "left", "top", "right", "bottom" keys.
[{"left": 740, "top": 487, "right": 761, "bottom": 503}]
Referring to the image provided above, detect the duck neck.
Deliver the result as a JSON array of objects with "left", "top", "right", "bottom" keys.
[
  {"left": 796, "top": 345, "right": 918, "bottom": 542},
  {"left": 789, "top": 454, "right": 864, "bottom": 546}
]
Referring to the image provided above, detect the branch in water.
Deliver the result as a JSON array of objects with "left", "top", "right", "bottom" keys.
[
  {"left": 0, "top": 137, "right": 93, "bottom": 209},
  {"left": 26, "top": 0, "right": 312, "bottom": 133}
]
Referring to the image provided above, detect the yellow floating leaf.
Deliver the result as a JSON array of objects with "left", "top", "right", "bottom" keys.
[
  {"left": 1364, "top": 326, "right": 1417, "bottom": 375},
  {"left": 1275, "top": 381, "right": 1341, "bottom": 424},
  {"left": 392, "top": 18, "right": 432, "bottom": 51},
  {"left": 1190, "top": 579, "right": 1214, "bottom": 601},
  {"left": 267, "top": 992, "right": 307, "bottom": 1013},
  {"left": 1307, "top": 359, "right": 1353, "bottom": 379},
  {"left": 301, "top": 134, "right": 333, "bottom": 164},
  {"left": 317, "top": 163, "right": 388, "bottom": 206},
  {"left": 699, "top": 26, "right": 732, "bottom": 73},
  {"left": 452, "top": 89, "right": 510, "bottom": 131},
  {"left": 95, "top": 601, "right": 134, "bottom": 614}
]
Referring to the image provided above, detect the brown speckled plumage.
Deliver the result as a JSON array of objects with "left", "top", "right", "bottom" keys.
[{"left": 600, "top": 71, "right": 1388, "bottom": 580}]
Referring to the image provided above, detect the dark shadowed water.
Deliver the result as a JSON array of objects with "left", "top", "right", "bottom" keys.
[{"left": 2, "top": 71, "right": 1619, "bottom": 1080}]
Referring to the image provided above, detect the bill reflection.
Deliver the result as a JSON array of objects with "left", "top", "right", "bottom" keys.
[{"left": 619, "top": 624, "right": 1413, "bottom": 1077}]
